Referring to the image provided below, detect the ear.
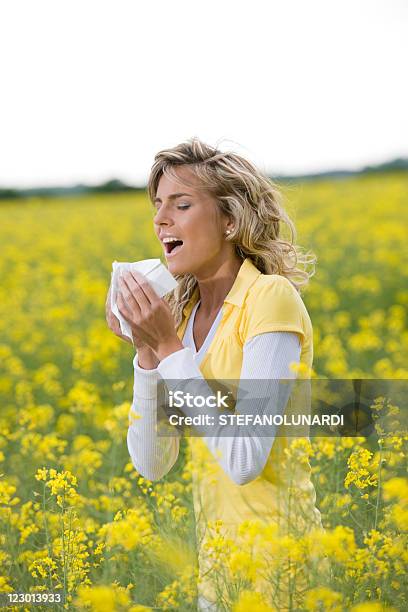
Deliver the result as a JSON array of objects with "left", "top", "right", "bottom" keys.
[
  {"left": 225, "top": 219, "right": 235, "bottom": 233},
  {"left": 221, "top": 211, "right": 235, "bottom": 232}
]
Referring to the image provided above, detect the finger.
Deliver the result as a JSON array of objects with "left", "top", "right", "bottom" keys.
[
  {"left": 106, "top": 285, "right": 118, "bottom": 318},
  {"left": 120, "top": 271, "right": 152, "bottom": 312},
  {"left": 106, "top": 285, "right": 112, "bottom": 310},
  {"left": 129, "top": 270, "right": 160, "bottom": 306},
  {"left": 118, "top": 276, "right": 143, "bottom": 315},
  {"left": 117, "top": 292, "right": 134, "bottom": 322},
  {"left": 107, "top": 310, "right": 122, "bottom": 335},
  {"left": 107, "top": 305, "right": 119, "bottom": 324}
]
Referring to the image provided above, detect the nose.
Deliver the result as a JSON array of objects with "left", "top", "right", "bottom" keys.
[{"left": 153, "top": 205, "right": 173, "bottom": 228}]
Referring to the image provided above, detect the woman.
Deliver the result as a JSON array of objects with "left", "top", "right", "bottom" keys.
[{"left": 106, "top": 138, "right": 325, "bottom": 611}]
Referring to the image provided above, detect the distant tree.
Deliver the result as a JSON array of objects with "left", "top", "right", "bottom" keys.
[{"left": 0, "top": 188, "right": 19, "bottom": 199}]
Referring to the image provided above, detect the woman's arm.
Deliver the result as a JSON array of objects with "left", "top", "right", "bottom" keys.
[
  {"left": 126, "top": 353, "right": 181, "bottom": 481},
  {"left": 214, "top": 332, "right": 301, "bottom": 485},
  {"left": 156, "top": 332, "right": 301, "bottom": 486}
]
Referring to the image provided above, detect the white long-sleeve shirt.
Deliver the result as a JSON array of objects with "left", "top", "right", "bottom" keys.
[{"left": 127, "top": 300, "right": 301, "bottom": 485}]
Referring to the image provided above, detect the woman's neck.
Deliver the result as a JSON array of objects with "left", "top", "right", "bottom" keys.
[{"left": 195, "top": 256, "right": 243, "bottom": 316}]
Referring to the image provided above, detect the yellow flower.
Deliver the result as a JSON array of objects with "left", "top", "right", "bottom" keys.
[
  {"left": 382, "top": 477, "right": 408, "bottom": 501},
  {"left": 0, "top": 575, "right": 13, "bottom": 593},
  {"left": 74, "top": 584, "right": 131, "bottom": 611},
  {"left": 304, "top": 586, "right": 343, "bottom": 611},
  {"left": 312, "top": 526, "right": 356, "bottom": 563},
  {"left": 233, "top": 590, "right": 276, "bottom": 612},
  {"left": 228, "top": 549, "right": 263, "bottom": 582},
  {"left": 344, "top": 447, "right": 378, "bottom": 490},
  {"left": 35, "top": 467, "right": 48, "bottom": 482},
  {"left": 99, "top": 506, "right": 153, "bottom": 551},
  {"left": 350, "top": 603, "right": 398, "bottom": 612}
]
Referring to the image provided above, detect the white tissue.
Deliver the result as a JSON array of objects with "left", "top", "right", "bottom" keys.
[{"left": 110, "top": 258, "right": 178, "bottom": 342}]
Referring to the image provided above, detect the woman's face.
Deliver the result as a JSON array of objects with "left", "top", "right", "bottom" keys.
[{"left": 153, "top": 166, "right": 231, "bottom": 276}]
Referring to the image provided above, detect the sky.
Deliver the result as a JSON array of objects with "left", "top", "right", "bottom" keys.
[{"left": 0, "top": 0, "right": 407, "bottom": 187}]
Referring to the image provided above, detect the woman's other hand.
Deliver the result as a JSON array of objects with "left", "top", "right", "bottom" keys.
[{"left": 105, "top": 284, "right": 140, "bottom": 346}]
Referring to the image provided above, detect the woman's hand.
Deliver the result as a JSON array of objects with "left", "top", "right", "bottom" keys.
[
  {"left": 105, "top": 284, "right": 137, "bottom": 345},
  {"left": 106, "top": 282, "right": 159, "bottom": 368},
  {"left": 116, "top": 270, "right": 184, "bottom": 360}
]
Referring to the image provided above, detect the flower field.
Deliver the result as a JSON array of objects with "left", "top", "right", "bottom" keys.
[{"left": 0, "top": 171, "right": 407, "bottom": 611}]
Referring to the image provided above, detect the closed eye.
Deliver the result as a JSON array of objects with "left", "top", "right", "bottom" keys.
[{"left": 153, "top": 202, "right": 190, "bottom": 211}]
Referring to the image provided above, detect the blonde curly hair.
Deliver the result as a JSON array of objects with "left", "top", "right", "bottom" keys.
[{"left": 147, "top": 137, "right": 316, "bottom": 329}]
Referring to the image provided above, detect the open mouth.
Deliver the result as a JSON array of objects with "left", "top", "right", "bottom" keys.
[{"left": 164, "top": 240, "right": 184, "bottom": 256}]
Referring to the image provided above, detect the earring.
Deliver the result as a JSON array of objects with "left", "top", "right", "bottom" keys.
[{"left": 225, "top": 229, "right": 232, "bottom": 236}]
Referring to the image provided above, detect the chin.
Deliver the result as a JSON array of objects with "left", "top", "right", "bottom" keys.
[
  {"left": 165, "top": 258, "right": 188, "bottom": 275},
  {"left": 164, "top": 247, "right": 204, "bottom": 276}
]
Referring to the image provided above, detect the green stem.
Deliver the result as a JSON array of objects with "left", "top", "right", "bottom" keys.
[
  {"left": 60, "top": 492, "right": 67, "bottom": 601},
  {"left": 374, "top": 440, "right": 383, "bottom": 531},
  {"left": 42, "top": 483, "right": 53, "bottom": 591}
]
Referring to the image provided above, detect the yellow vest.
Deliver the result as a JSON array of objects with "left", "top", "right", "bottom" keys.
[{"left": 175, "top": 257, "right": 325, "bottom": 606}]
